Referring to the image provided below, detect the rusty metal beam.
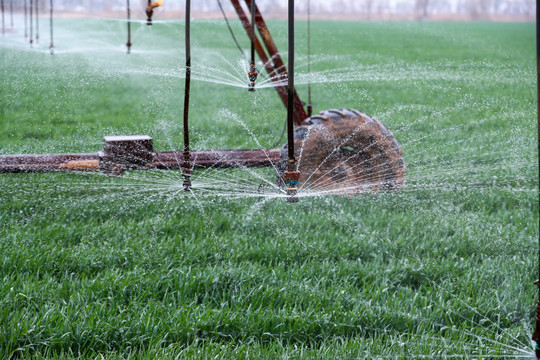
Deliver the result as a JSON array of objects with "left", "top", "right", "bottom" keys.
[
  {"left": 0, "top": 149, "right": 280, "bottom": 173},
  {"left": 230, "top": 0, "right": 308, "bottom": 125},
  {"left": 154, "top": 149, "right": 280, "bottom": 169}
]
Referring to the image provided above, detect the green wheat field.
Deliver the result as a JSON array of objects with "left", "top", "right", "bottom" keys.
[{"left": 0, "top": 17, "right": 538, "bottom": 358}]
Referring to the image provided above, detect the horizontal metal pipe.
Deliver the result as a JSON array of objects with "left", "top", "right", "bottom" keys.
[
  {"left": 0, "top": 153, "right": 99, "bottom": 166},
  {"left": 154, "top": 149, "right": 280, "bottom": 169},
  {"left": 0, "top": 149, "right": 280, "bottom": 173}
]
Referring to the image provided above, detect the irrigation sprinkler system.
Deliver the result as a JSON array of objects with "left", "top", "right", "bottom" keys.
[
  {"left": 0, "top": 0, "right": 406, "bottom": 201},
  {"left": 3, "top": 0, "right": 540, "bottom": 353}
]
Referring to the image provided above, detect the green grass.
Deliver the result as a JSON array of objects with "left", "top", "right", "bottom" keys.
[{"left": 0, "top": 18, "right": 538, "bottom": 358}]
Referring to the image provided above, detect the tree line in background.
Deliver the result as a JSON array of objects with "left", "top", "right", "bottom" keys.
[{"left": 10, "top": 0, "right": 536, "bottom": 20}]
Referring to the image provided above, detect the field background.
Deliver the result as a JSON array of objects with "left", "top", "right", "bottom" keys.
[{"left": 0, "top": 17, "right": 538, "bottom": 358}]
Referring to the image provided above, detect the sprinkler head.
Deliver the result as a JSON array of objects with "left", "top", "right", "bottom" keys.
[
  {"left": 49, "top": 45, "right": 54, "bottom": 55},
  {"left": 146, "top": 0, "right": 163, "bottom": 26},
  {"left": 248, "top": 64, "right": 257, "bottom": 92},
  {"left": 182, "top": 152, "right": 192, "bottom": 191},
  {"left": 182, "top": 173, "right": 192, "bottom": 191},
  {"left": 284, "top": 170, "right": 300, "bottom": 203},
  {"left": 146, "top": 8, "right": 153, "bottom": 25},
  {"left": 126, "top": 41, "right": 132, "bottom": 54}
]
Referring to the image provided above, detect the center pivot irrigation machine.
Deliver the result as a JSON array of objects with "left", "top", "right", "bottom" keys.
[{"left": 0, "top": 0, "right": 406, "bottom": 202}]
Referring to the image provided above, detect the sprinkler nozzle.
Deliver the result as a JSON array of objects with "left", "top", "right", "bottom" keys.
[
  {"left": 126, "top": 41, "right": 132, "bottom": 54},
  {"left": 284, "top": 170, "right": 300, "bottom": 203},
  {"left": 182, "top": 172, "right": 192, "bottom": 191},
  {"left": 248, "top": 63, "right": 257, "bottom": 92},
  {"left": 146, "top": 0, "right": 163, "bottom": 25},
  {"left": 49, "top": 44, "right": 54, "bottom": 55},
  {"left": 182, "top": 152, "right": 192, "bottom": 191}
]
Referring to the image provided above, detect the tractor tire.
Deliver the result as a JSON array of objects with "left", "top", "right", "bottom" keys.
[{"left": 278, "top": 108, "right": 405, "bottom": 194}]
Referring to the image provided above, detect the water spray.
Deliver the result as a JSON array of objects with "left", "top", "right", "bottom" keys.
[
  {"left": 145, "top": 0, "right": 162, "bottom": 26},
  {"left": 9, "top": 0, "right": 12, "bottom": 29},
  {"left": 284, "top": 0, "right": 299, "bottom": 203},
  {"left": 48, "top": 0, "right": 53, "bottom": 54},
  {"left": 182, "top": 0, "right": 192, "bottom": 191},
  {"left": 247, "top": 0, "right": 257, "bottom": 91},
  {"left": 126, "top": 0, "right": 131, "bottom": 54}
]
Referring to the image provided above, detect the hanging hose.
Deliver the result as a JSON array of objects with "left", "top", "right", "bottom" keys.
[
  {"left": 1, "top": 0, "right": 5, "bottom": 36},
  {"left": 284, "top": 0, "right": 299, "bottom": 202},
  {"left": 182, "top": 0, "right": 192, "bottom": 191},
  {"left": 48, "top": 0, "right": 53, "bottom": 54},
  {"left": 217, "top": 0, "right": 269, "bottom": 86},
  {"left": 24, "top": 0, "right": 27, "bottom": 38},
  {"left": 126, "top": 0, "right": 131, "bottom": 53},
  {"left": 29, "top": 0, "right": 32, "bottom": 45},
  {"left": 217, "top": 0, "right": 245, "bottom": 57},
  {"left": 34, "top": 0, "right": 38, "bottom": 43},
  {"left": 306, "top": 0, "right": 312, "bottom": 117},
  {"left": 247, "top": 0, "right": 257, "bottom": 91}
]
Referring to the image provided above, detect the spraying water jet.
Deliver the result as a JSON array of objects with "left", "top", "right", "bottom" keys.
[{"left": 0, "top": 0, "right": 406, "bottom": 203}]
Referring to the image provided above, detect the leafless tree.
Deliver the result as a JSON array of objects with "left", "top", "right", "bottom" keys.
[
  {"left": 415, "top": 0, "right": 430, "bottom": 19},
  {"left": 364, "top": 0, "right": 375, "bottom": 19},
  {"left": 466, "top": 0, "right": 491, "bottom": 19}
]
